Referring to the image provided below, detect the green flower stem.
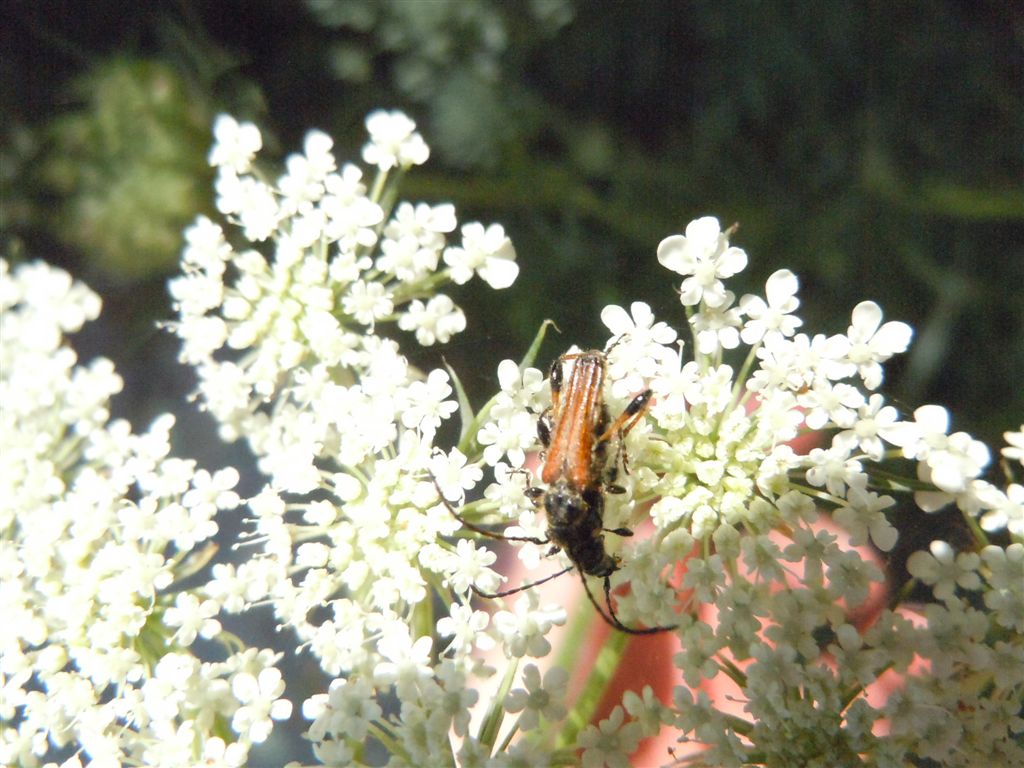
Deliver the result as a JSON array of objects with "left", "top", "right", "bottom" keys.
[
  {"left": 722, "top": 712, "right": 755, "bottom": 736},
  {"left": 478, "top": 654, "right": 519, "bottom": 752},
  {"left": 963, "top": 512, "right": 991, "bottom": 550},
  {"left": 368, "top": 166, "right": 389, "bottom": 206},
  {"left": 730, "top": 342, "right": 762, "bottom": 411},
  {"left": 894, "top": 576, "right": 918, "bottom": 607},
  {"left": 52, "top": 430, "right": 86, "bottom": 475},
  {"left": 784, "top": 480, "right": 846, "bottom": 508},
  {"left": 367, "top": 719, "right": 405, "bottom": 764},
  {"left": 555, "top": 619, "right": 629, "bottom": 749},
  {"left": 717, "top": 654, "right": 748, "bottom": 690},
  {"left": 549, "top": 600, "right": 595, "bottom": 748},
  {"left": 496, "top": 718, "right": 521, "bottom": 754},
  {"left": 840, "top": 682, "right": 868, "bottom": 711},
  {"left": 865, "top": 464, "right": 930, "bottom": 491},
  {"left": 375, "top": 167, "right": 407, "bottom": 231},
  {"left": 216, "top": 629, "right": 247, "bottom": 655},
  {"left": 170, "top": 540, "right": 218, "bottom": 581},
  {"left": 388, "top": 269, "right": 451, "bottom": 305}
]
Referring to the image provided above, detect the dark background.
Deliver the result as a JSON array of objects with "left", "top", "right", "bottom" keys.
[{"left": 4, "top": 1, "right": 1022, "bottom": 764}]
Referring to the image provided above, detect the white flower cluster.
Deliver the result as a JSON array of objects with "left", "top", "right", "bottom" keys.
[
  {"left": 171, "top": 110, "right": 517, "bottom": 488},
  {"left": 0, "top": 261, "right": 290, "bottom": 768},
  {"left": 169, "top": 113, "right": 584, "bottom": 765},
  {"left": 433, "top": 216, "right": 1023, "bottom": 765}
]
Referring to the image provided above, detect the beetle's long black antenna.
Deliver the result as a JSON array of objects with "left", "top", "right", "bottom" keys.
[
  {"left": 578, "top": 571, "right": 676, "bottom": 636},
  {"left": 470, "top": 565, "right": 574, "bottom": 599},
  {"left": 430, "top": 474, "right": 548, "bottom": 546}
]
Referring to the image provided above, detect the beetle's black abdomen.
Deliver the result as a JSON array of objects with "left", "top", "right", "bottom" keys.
[{"left": 544, "top": 482, "right": 619, "bottom": 578}]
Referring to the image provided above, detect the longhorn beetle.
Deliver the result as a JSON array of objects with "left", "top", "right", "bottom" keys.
[{"left": 434, "top": 345, "right": 675, "bottom": 635}]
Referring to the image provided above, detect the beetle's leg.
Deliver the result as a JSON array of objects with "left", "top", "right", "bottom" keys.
[
  {"left": 598, "top": 388, "right": 653, "bottom": 445},
  {"left": 588, "top": 572, "right": 677, "bottom": 635},
  {"left": 470, "top": 564, "right": 574, "bottom": 599},
  {"left": 598, "top": 388, "right": 653, "bottom": 477},
  {"left": 430, "top": 474, "right": 548, "bottom": 546}
]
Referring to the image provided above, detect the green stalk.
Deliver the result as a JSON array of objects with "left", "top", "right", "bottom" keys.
[
  {"left": 555, "top": 624, "right": 630, "bottom": 749},
  {"left": 478, "top": 655, "right": 520, "bottom": 752},
  {"left": 547, "top": 596, "right": 596, "bottom": 749},
  {"left": 962, "top": 511, "right": 991, "bottom": 550},
  {"left": 411, "top": 593, "right": 433, "bottom": 642},
  {"left": 367, "top": 719, "right": 405, "bottom": 763},
  {"left": 717, "top": 655, "right": 748, "bottom": 689},
  {"left": 496, "top": 720, "right": 521, "bottom": 754}
]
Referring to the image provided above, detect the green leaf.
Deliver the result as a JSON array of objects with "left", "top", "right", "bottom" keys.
[
  {"left": 519, "top": 318, "right": 560, "bottom": 373},
  {"left": 454, "top": 320, "right": 559, "bottom": 459},
  {"left": 444, "top": 357, "right": 476, "bottom": 447}
]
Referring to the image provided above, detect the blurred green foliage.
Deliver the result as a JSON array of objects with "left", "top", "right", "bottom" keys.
[
  {"left": 3, "top": 0, "right": 1021, "bottom": 447},
  {"left": 38, "top": 58, "right": 214, "bottom": 280}
]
